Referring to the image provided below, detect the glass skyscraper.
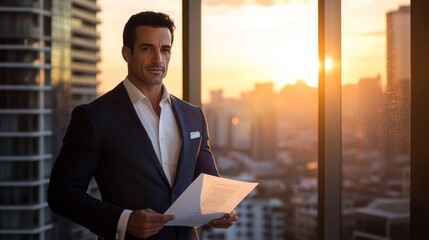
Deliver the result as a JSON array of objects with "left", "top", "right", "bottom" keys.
[{"left": 0, "top": 0, "right": 99, "bottom": 239}]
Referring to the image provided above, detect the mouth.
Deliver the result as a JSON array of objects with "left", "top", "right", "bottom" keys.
[{"left": 146, "top": 65, "right": 164, "bottom": 75}]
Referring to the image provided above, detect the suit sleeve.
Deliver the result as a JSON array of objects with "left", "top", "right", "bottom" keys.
[
  {"left": 47, "top": 105, "right": 123, "bottom": 239},
  {"left": 194, "top": 107, "right": 220, "bottom": 178}
]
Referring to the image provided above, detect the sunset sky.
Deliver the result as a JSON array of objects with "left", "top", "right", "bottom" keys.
[{"left": 98, "top": 0, "right": 409, "bottom": 102}]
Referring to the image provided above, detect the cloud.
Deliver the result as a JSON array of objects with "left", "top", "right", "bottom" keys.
[
  {"left": 204, "top": 0, "right": 311, "bottom": 8},
  {"left": 204, "top": 0, "right": 246, "bottom": 8},
  {"left": 255, "top": 0, "right": 277, "bottom": 6},
  {"left": 351, "top": 30, "right": 385, "bottom": 36}
]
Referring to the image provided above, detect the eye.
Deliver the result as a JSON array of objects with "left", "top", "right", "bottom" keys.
[
  {"left": 162, "top": 48, "right": 171, "bottom": 53},
  {"left": 141, "top": 47, "right": 152, "bottom": 52}
]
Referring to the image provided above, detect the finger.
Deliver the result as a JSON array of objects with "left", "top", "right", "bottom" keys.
[
  {"left": 227, "top": 214, "right": 238, "bottom": 222},
  {"left": 225, "top": 210, "right": 237, "bottom": 219},
  {"left": 142, "top": 209, "right": 175, "bottom": 223},
  {"left": 211, "top": 218, "right": 233, "bottom": 227},
  {"left": 210, "top": 213, "right": 238, "bottom": 228},
  {"left": 128, "top": 210, "right": 172, "bottom": 238},
  {"left": 219, "top": 211, "right": 238, "bottom": 222},
  {"left": 131, "top": 210, "right": 172, "bottom": 231},
  {"left": 150, "top": 214, "right": 175, "bottom": 224},
  {"left": 210, "top": 220, "right": 233, "bottom": 228}
]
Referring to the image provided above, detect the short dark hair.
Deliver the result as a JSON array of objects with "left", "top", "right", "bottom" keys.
[{"left": 123, "top": 11, "right": 176, "bottom": 53}]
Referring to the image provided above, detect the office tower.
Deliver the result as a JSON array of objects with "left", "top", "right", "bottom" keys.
[
  {"left": 201, "top": 197, "right": 285, "bottom": 240},
  {"left": 69, "top": 0, "right": 100, "bottom": 107},
  {"left": 248, "top": 82, "right": 277, "bottom": 161},
  {"left": 383, "top": 5, "right": 410, "bottom": 195},
  {"left": 357, "top": 75, "right": 382, "bottom": 150},
  {"left": 277, "top": 80, "right": 318, "bottom": 154},
  {"left": 204, "top": 90, "right": 231, "bottom": 150},
  {"left": 204, "top": 90, "right": 251, "bottom": 152},
  {"left": 0, "top": 0, "right": 99, "bottom": 239},
  {"left": 290, "top": 193, "right": 317, "bottom": 240},
  {"left": 386, "top": 5, "right": 410, "bottom": 155},
  {"left": 352, "top": 198, "right": 409, "bottom": 240}
]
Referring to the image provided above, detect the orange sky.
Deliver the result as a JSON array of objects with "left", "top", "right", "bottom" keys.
[{"left": 98, "top": 0, "right": 409, "bottom": 102}]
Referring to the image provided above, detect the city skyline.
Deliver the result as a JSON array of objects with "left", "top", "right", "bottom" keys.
[
  {"left": 0, "top": 1, "right": 412, "bottom": 239},
  {"left": 98, "top": 0, "right": 409, "bottom": 102}
]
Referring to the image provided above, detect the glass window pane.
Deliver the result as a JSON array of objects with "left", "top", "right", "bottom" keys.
[
  {"left": 202, "top": 1, "right": 318, "bottom": 239},
  {"left": 0, "top": 114, "right": 39, "bottom": 132},
  {"left": 0, "top": 209, "right": 40, "bottom": 229},
  {"left": 0, "top": 90, "right": 40, "bottom": 109},
  {"left": 0, "top": 161, "right": 39, "bottom": 181},
  {"left": 341, "top": 1, "right": 410, "bottom": 239},
  {"left": 0, "top": 137, "right": 39, "bottom": 155},
  {"left": 0, "top": 49, "right": 40, "bottom": 63},
  {"left": 0, "top": 68, "right": 41, "bottom": 85},
  {"left": 0, "top": 186, "right": 40, "bottom": 205}
]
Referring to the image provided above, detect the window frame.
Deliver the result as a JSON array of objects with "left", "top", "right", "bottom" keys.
[
  {"left": 318, "top": 0, "right": 341, "bottom": 239},
  {"left": 410, "top": 1, "right": 429, "bottom": 239},
  {"left": 183, "top": 0, "right": 429, "bottom": 239},
  {"left": 182, "top": 0, "right": 201, "bottom": 106}
]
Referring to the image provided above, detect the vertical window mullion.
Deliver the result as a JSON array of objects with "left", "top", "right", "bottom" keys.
[
  {"left": 318, "top": 0, "right": 342, "bottom": 239},
  {"left": 410, "top": 1, "right": 429, "bottom": 239},
  {"left": 182, "top": 0, "right": 202, "bottom": 106}
]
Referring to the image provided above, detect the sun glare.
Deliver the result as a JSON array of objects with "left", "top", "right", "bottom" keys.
[
  {"left": 324, "top": 56, "right": 334, "bottom": 71},
  {"left": 269, "top": 52, "right": 319, "bottom": 89},
  {"left": 231, "top": 117, "right": 240, "bottom": 125}
]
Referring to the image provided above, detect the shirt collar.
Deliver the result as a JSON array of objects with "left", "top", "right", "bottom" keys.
[{"left": 123, "top": 78, "right": 171, "bottom": 105}]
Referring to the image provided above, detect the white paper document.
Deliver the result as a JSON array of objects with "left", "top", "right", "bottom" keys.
[{"left": 164, "top": 173, "right": 258, "bottom": 227}]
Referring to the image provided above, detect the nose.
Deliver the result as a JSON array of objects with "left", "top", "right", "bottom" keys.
[{"left": 152, "top": 49, "right": 163, "bottom": 64}]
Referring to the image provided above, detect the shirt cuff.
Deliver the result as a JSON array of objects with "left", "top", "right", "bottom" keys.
[{"left": 116, "top": 209, "right": 132, "bottom": 240}]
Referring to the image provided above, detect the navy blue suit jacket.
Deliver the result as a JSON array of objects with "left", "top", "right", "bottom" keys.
[{"left": 47, "top": 82, "right": 219, "bottom": 240}]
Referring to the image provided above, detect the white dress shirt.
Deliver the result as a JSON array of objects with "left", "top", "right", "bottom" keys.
[{"left": 115, "top": 78, "right": 182, "bottom": 240}]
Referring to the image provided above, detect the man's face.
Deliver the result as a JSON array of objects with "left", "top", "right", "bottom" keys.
[{"left": 123, "top": 26, "right": 172, "bottom": 88}]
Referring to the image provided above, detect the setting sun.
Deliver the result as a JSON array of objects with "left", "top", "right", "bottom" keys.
[
  {"left": 99, "top": 0, "right": 320, "bottom": 101},
  {"left": 324, "top": 56, "right": 334, "bottom": 71},
  {"left": 318, "top": 56, "right": 334, "bottom": 72},
  {"left": 201, "top": 1, "right": 319, "bottom": 100},
  {"left": 231, "top": 117, "right": 240, "bottom": 125},
  {"left": 99, "top": 0, "right": 409, "bottom": 102}
]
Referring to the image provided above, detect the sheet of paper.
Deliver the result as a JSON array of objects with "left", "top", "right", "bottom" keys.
[{"left": 164, "top": 173, "right": 258, "bottom": 227}]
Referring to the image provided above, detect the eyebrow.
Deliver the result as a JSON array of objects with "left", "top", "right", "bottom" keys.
[{"left": 138, "top": 43, "right": 171, "bottom": 49}]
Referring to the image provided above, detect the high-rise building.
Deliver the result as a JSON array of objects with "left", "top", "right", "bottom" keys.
[
  {"left": 385, "top": 5, "right": 410, "bottom": 156},
  {"left": 201, "top": 196, "right": 285, "bottom": 240},
  {"left": 356, "top": 75, "right": 382, "bottom": 150},
  {"left": 248, "top": 83, "right": 277, "bottom": 161},
  {"left": 204, "top": 90, "right": 251, "bottom": 153},
  {"left": 386, "top": 6, "right": 411, "bottom": 95},
  {"left": 70, "top": 0, "right": 100, "bottom": 106},
  {"left": 383, "top": 5, "right": 410, "bottom": 193},
  {"left": 352, "top": 198, "right": 409, "bottom": 240},
  {"left": 0, "top": 0, "right": 99, "bottom": 239}
]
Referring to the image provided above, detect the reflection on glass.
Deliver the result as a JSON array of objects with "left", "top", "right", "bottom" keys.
[
  {"left": 341, "top": 1, "right": 410, "bottom": 240},
  {"left": 202, "top": 1, "right": 318, "bottom": 239}
]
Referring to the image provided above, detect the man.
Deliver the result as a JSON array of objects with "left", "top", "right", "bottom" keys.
[{"left": 47, "top": 11, "right": 237, "bottom": 240}]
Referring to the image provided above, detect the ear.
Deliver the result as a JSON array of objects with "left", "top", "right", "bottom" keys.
[{"left": 122, "top": 46, "right": 131, "bottom": 63}]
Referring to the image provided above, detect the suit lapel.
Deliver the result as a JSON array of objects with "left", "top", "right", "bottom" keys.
[
  {"left": 107, "top": 83, "right": 170, "bottom": 186},
  {"left": 170, "top": 96, "right": 192, "bottom": 189}
]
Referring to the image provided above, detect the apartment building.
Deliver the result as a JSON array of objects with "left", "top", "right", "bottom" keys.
[{"left": 0, "top": 0, "right": 99, "bottom": 239}]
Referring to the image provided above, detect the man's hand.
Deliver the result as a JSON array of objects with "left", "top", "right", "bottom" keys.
[
  {"left": 126, "top": 208, "right": 175, "bottom": 238},
  {"left": 209, "top": 210, "right": 238, "bottom": 228}
]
